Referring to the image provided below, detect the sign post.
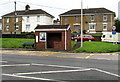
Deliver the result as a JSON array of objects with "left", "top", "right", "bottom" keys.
[{"left": 112, "top": 26, "right": 117, "bottom": 45}]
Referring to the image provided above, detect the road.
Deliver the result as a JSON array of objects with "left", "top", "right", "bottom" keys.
[{"left": 1, "top": 50, "right": 120, "bottom": 82}]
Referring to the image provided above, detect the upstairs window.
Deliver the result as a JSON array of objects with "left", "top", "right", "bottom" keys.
[
  {"left": 16, "top": 17, "right": 18, "bottom": 22},
  {"left": 37, "top": 16, "right": 40, "bottom": 22},
  {"left": 6, "top": 18, "right": 9, "bottom": 23},
  {"left": 90, "top": 15, "right": 94, "bottom": 21},
  {"left": 64, "top": 17, "right": 68, "bottom": 22},
  {"left": 103, "top": 15, "right": 107, "bottom": 21},
  {"left": 75, "top": 16, "right": 79, "bottom": 22},
  {"left": 27, "top": 16, "right": 29, "bottom": 22}
]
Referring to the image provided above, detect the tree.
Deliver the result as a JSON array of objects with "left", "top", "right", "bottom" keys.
[{"left": 115, "top": 20, "right": 120, "bottom": 32}]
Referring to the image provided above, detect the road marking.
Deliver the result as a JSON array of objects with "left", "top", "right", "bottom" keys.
[
  {"left": 2, "top": 73, "right": 58, "bottom": 81},
  {"left": 13, "top": 68, "right": 92, "bottom": 75},
  {"left": 85, "top": 56, "right": 90, "bottom": 59},
  {"left": 90, "top": 54, "right": 94, "bottom": 56},
  {"left": 85, "top": 54, "right": 95, "bottom": 59},
  {"left": 32, "top": 63, "right": 82, "bottom": 69},
  {"left": 0, "top": 64, "right": 31, "bottom": 67},
  {"left": 0, "top": 61, "right": 8, "bottom": 63},
  {"left": 92, "top": 68, "right": 120, "bottom": 77}
]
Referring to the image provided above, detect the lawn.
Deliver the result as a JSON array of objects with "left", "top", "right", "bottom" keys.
[
  {"left": 0, "top": 38, "right": 34, "bottom": 48},
  {"left": 74, "top": 41, "right": 120, "bottom": 52},
  {"left": 1, "top": 38, "right": 119, "bottom": 52}
]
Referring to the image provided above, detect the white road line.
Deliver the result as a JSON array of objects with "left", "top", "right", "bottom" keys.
[
  {"left": 92, "top": 68, "right": 120, "bottom": 77},
  {"left": 13, "top": 68, "right": 92, "bottom": 75},
  {"left": 32, "top": 63, "right": 82, "bottom": 69},
  {"left": 2, "top": 73, "right": 58, "bottom": 81},
  {"left": 0, "top": 61, "right": 8, "bottom": 63},
  {"left": 0, "top": 64, "right": 31, "bottom": 67}
]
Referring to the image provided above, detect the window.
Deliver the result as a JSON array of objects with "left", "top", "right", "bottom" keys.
[
  {"left": 26, "top": 24, "right": 30, "bottom": 31},
  {"left": 27, "top": 16, "right": 29, "bottom": 22},
  {"left": 15, "top": 25, "right": 19, "bottom": 30},
  {"left": 37, "top": 16, "right": 40, "bottom": 22},
  {"left": 75, "top": 16, "right": 79, "bottom": 22},
  {"left": 64, "top": 17, "right": 68, "bottom": 22},
  {"left": 6, "top": 18, "right": 9, "bottom": 23},
  {"left": 103, "top": 23, "right": 107, "bottom": 30},
  {"left": 40, "top": 32, "right": 46, "bottom": 42},
  {"left": 89, "top": 24, "right": 96, "bottom": 30},
  {"left": 110, "top": 35, "right": 112, "bottom": 38},
  {"left": 103, "top": 15, "right": 107, "bottom": 21},
  {"left": 102, "top": 35, "right": 105, "bottom": 38},
  {"left": 90, "top": 15, "right": 94, "bottom": 21},
  {"left": 74, "top": 25, "right": 80, "bottom": 31},
  {"left": 6, "top": 25, "right": 9, "bottom": 31},
  {"left": 16, "top": 17, "right": 18, "bottom": 22}
]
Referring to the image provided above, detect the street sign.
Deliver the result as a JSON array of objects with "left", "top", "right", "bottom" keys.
[
  {"left": 112, "top": 26, "right": 116, "bottom": 30},
  {"left": 112, "top": 31, "right": 116, "bottom": 35}
]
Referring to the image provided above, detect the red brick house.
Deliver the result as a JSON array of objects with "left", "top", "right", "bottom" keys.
[{"left": 35, "top": 25, "right": 71, "bottom": 50}]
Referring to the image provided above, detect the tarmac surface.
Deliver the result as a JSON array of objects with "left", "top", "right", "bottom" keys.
[{"left": 1, "top": 48, "right": 120, "bottom": 60}]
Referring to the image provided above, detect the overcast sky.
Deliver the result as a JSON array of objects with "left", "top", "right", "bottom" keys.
[{"left": 0, "top": 0, "right": 119, "bottom": 19}]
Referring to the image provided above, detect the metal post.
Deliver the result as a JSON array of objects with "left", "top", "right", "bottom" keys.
[
  {"left": 14, "top": 1, "right": 16, "bottom": 37},
  {"left": 14, "top": 1, "right": 16, "bottom": 31},
  {"left": 80, "top": 0, "right": 83, "bottom": 48}
]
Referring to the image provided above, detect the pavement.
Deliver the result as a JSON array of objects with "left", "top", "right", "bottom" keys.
[{"left": 1, "top": 48, "right": 120, "bottom": 60}]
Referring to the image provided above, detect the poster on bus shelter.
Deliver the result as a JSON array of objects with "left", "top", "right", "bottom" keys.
[{"left": 40, "top": 32, "right": 46, "bottom": 42}]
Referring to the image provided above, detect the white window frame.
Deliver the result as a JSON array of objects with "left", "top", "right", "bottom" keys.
[
  {"left": 75, "top": 16, "right": 79, "bottom": 22},
  {"left": 15, "top": 25, "right": 19, "bottom": 30},
  {"left": 103, "top": 15, "right": 107, "bottom": 21},
  {"left": 26, "top": 24, "right": 30, "bottom": 31},
  {"left": 27, "top": 16, "right": 29, "bottom": 22},
  {"left": 37, "top": 16, "right": 40, "bottom": 22},
  {"left": 89, "top": 23, "right": 96, "bottom": 30},
  {"left": 74, "top": 25, "right": 80, "bottom": 32},
  {"left": 64, "top": 17, "right": 68, "bottom": 22},
  {"left": 90, "top": 15, "right": 94, "bottom": 21},
  {"left": 6, "top": 25, "right": 9, "bottom": 31},
  {"left": 6, "top": 18, "right": 9, "bottom": 23},
  {"left": 16, "top": 17, "right": 18, "bottom": 22},
  {"left": 40, "top": 32, "right": 46, "bottom": 42},
  {"left": 103, "top": 23, "right": 107, "bottom": 30}
]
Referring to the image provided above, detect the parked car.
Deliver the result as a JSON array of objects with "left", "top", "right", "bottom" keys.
[{"left": 72, "top": 35, "right": 95, "bottom": 41}]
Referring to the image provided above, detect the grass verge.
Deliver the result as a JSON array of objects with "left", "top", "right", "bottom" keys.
[
  {"left": 74, "top": 41, "right": 120, "bottom": 52},
  {"left": 1, "top": 38, "right": 34, "bottom": 48},
  {"left": 1, "top": 38, "right": 119, "bottom": 52}
]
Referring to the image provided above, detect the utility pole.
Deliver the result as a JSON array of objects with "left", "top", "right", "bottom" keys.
[
  {"left": 80, "top": 0, "right": 83, "bottom": 48},
  {"left": 14, "top": 1, "right": 16, "bottom": 33},
  {"left": 14, "top": 1, "right": 16, "bottom": 37}
]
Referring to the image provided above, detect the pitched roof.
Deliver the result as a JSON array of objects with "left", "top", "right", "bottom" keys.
[
  {"left": 60, "top": 8, "right": 115, "bottom": 16},
  {"left": 35, "top": 25, "right": 69, "bottom": 29},
  {"left": 2, "top": 9, "right": 54, "bottom": 18}
]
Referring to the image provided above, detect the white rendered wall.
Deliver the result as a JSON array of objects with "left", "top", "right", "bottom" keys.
[
  {"left": 0, "top": 23, "right": 2, "bottom": 30},
  {"left": 22, "top": 15, "right": 53, "bottom": 32}
]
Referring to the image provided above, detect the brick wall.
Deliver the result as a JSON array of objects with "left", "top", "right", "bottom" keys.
[{"left": 35, "top": 30, "right": 71, "bottom": 51}]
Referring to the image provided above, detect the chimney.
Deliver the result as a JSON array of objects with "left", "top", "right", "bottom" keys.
[{"left": 25, "top": 5, "right": 30, "bottom": 10}]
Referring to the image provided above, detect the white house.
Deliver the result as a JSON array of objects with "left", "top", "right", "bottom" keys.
[
  {"left": 22, "top": 10, "right": 54, "bottom": 32},
  {"left": 2, "top": 5, "right": 54, "bottom": 34}
]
